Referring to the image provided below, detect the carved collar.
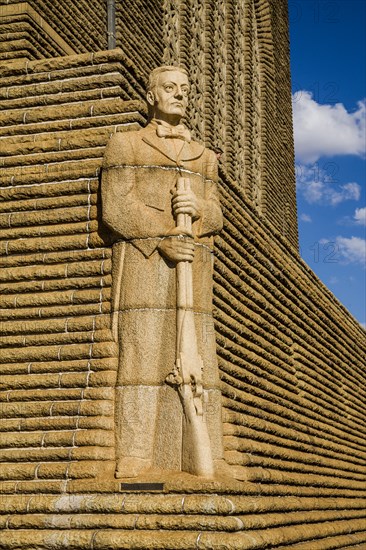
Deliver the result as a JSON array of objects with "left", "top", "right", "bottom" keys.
[{"left": 141, "top": 121, "right": 205, "bottom": 165}]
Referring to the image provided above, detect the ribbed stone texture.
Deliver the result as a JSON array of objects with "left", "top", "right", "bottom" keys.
[
  {"left": 1, "top": 48, "right": 366, "bottom": 550},
  {"left": 0, "top": 49, "right": 146, "bottom": 492},
  {"left": 1, "top": 0, "right": 298, "bottom": 247},
  {"left": 1, "top": 2, "right": 366, "bottom": 548},
  {"left": 0, "top": 2, "right": 76, "bottom": 61}
]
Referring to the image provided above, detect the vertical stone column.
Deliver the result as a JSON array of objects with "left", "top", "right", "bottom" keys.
[
  {"left": 162, "top": 0, "right": 181, "bottom": 63},
  {"left": 160, "top": 0, "right": 298, "bottom": 248}
]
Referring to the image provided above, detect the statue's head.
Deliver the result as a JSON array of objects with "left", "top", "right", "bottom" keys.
[{"left": 146, "top": 66, "right": 189, "bottom": 124}]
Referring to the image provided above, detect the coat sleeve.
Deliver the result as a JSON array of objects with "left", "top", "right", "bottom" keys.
[
  {"left": 196, "top": 149, "right": 223, "bottom": 238},
  {"left": 101, "top": 132, "right": 175, "bottom": 252}
]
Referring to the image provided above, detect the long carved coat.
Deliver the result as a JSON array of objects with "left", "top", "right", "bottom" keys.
[{"left": 101, "top": 121, "right": 224, "bottom": 473}]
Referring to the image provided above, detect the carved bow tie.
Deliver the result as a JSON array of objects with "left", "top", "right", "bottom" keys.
[{"left": 156, "top": 124, "right": 191, "bottom": 142}]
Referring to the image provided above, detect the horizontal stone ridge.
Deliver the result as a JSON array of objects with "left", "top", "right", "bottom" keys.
[
  {"left": 0, "top": 0, "right": 108, "bottom": 56},
  {"left": 0, "top": 51, "right": 144, "bottom": 477},
  {"left": 0, "top": 3, "right": 77, "bottom": 61},
  {"left": 0, "top": 49, "right": 146, "bottom": 89},
  {"left": 0, "top": 493, "right": 365, "bottom": 549}
]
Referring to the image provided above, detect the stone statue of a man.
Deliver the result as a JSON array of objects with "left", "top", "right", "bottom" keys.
[{"left": 102, "top": 66, "right": 225, "bottom": 479}]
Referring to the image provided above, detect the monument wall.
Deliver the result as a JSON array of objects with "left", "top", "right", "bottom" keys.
[
  {"left": 0, "top": 0, "right": 298, "bottom": 246},
  {"left": 0, "top": 50, "right": 145, "bottom": 489},
  {"left": 0, "top": 0, "right": 366, "bottom": 548},
  {"left": 161, "top": 0, "right": 298, "bottom": 247},
  {"left": 0, "top": 0, "right": 106, "bottom": 58}
]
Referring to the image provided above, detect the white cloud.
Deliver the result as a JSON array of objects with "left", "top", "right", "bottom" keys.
[
  {"left": 330, "top": 236, "right": 366, "bottom": 266},
  {"left": 354, "top": 207, "right": 366, "bottom": 225},
  {"left": 300, "top": 213, "right": 312, "bottom": 222},
  {"left": 296, "top": 163, "right": 361, "bottom": 205},
  {"left": 292, "top": 92, "right": 366, "bottom": 163},
  {"left": 329, "top": 183, "right": 361, "bottom": 206}
]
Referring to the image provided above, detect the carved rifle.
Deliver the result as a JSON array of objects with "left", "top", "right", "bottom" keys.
[{"left": 166, "top": 176, "right": 215, "bottom": 477}]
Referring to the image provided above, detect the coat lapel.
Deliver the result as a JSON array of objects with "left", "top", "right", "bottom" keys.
[{"left": 141, "top": 124, "right": 205, "bottom": 165}]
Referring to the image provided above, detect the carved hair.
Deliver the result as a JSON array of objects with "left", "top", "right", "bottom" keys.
[{"left": 148, "top": 65, "right": 189, "bottom": 93}]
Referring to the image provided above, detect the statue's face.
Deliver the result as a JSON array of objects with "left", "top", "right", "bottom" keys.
[{"left": 147, "top": 70, "right": 189, "bottom": 123}]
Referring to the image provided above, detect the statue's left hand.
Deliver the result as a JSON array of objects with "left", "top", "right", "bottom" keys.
[{"left": 172, "top": 189, "right": 202, "bottom": 220}]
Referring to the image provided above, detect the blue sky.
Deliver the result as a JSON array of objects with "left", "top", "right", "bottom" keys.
[{"left": 288, "top": 0, "right": 366, "bottom": 327}]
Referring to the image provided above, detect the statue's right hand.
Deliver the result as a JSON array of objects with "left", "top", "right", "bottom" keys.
[
  {"left": 158, "top": 236, "right": 195, "bottom": 263},
  {"left": 167, "top": 226, "right": 193, "bottom": 238}
]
